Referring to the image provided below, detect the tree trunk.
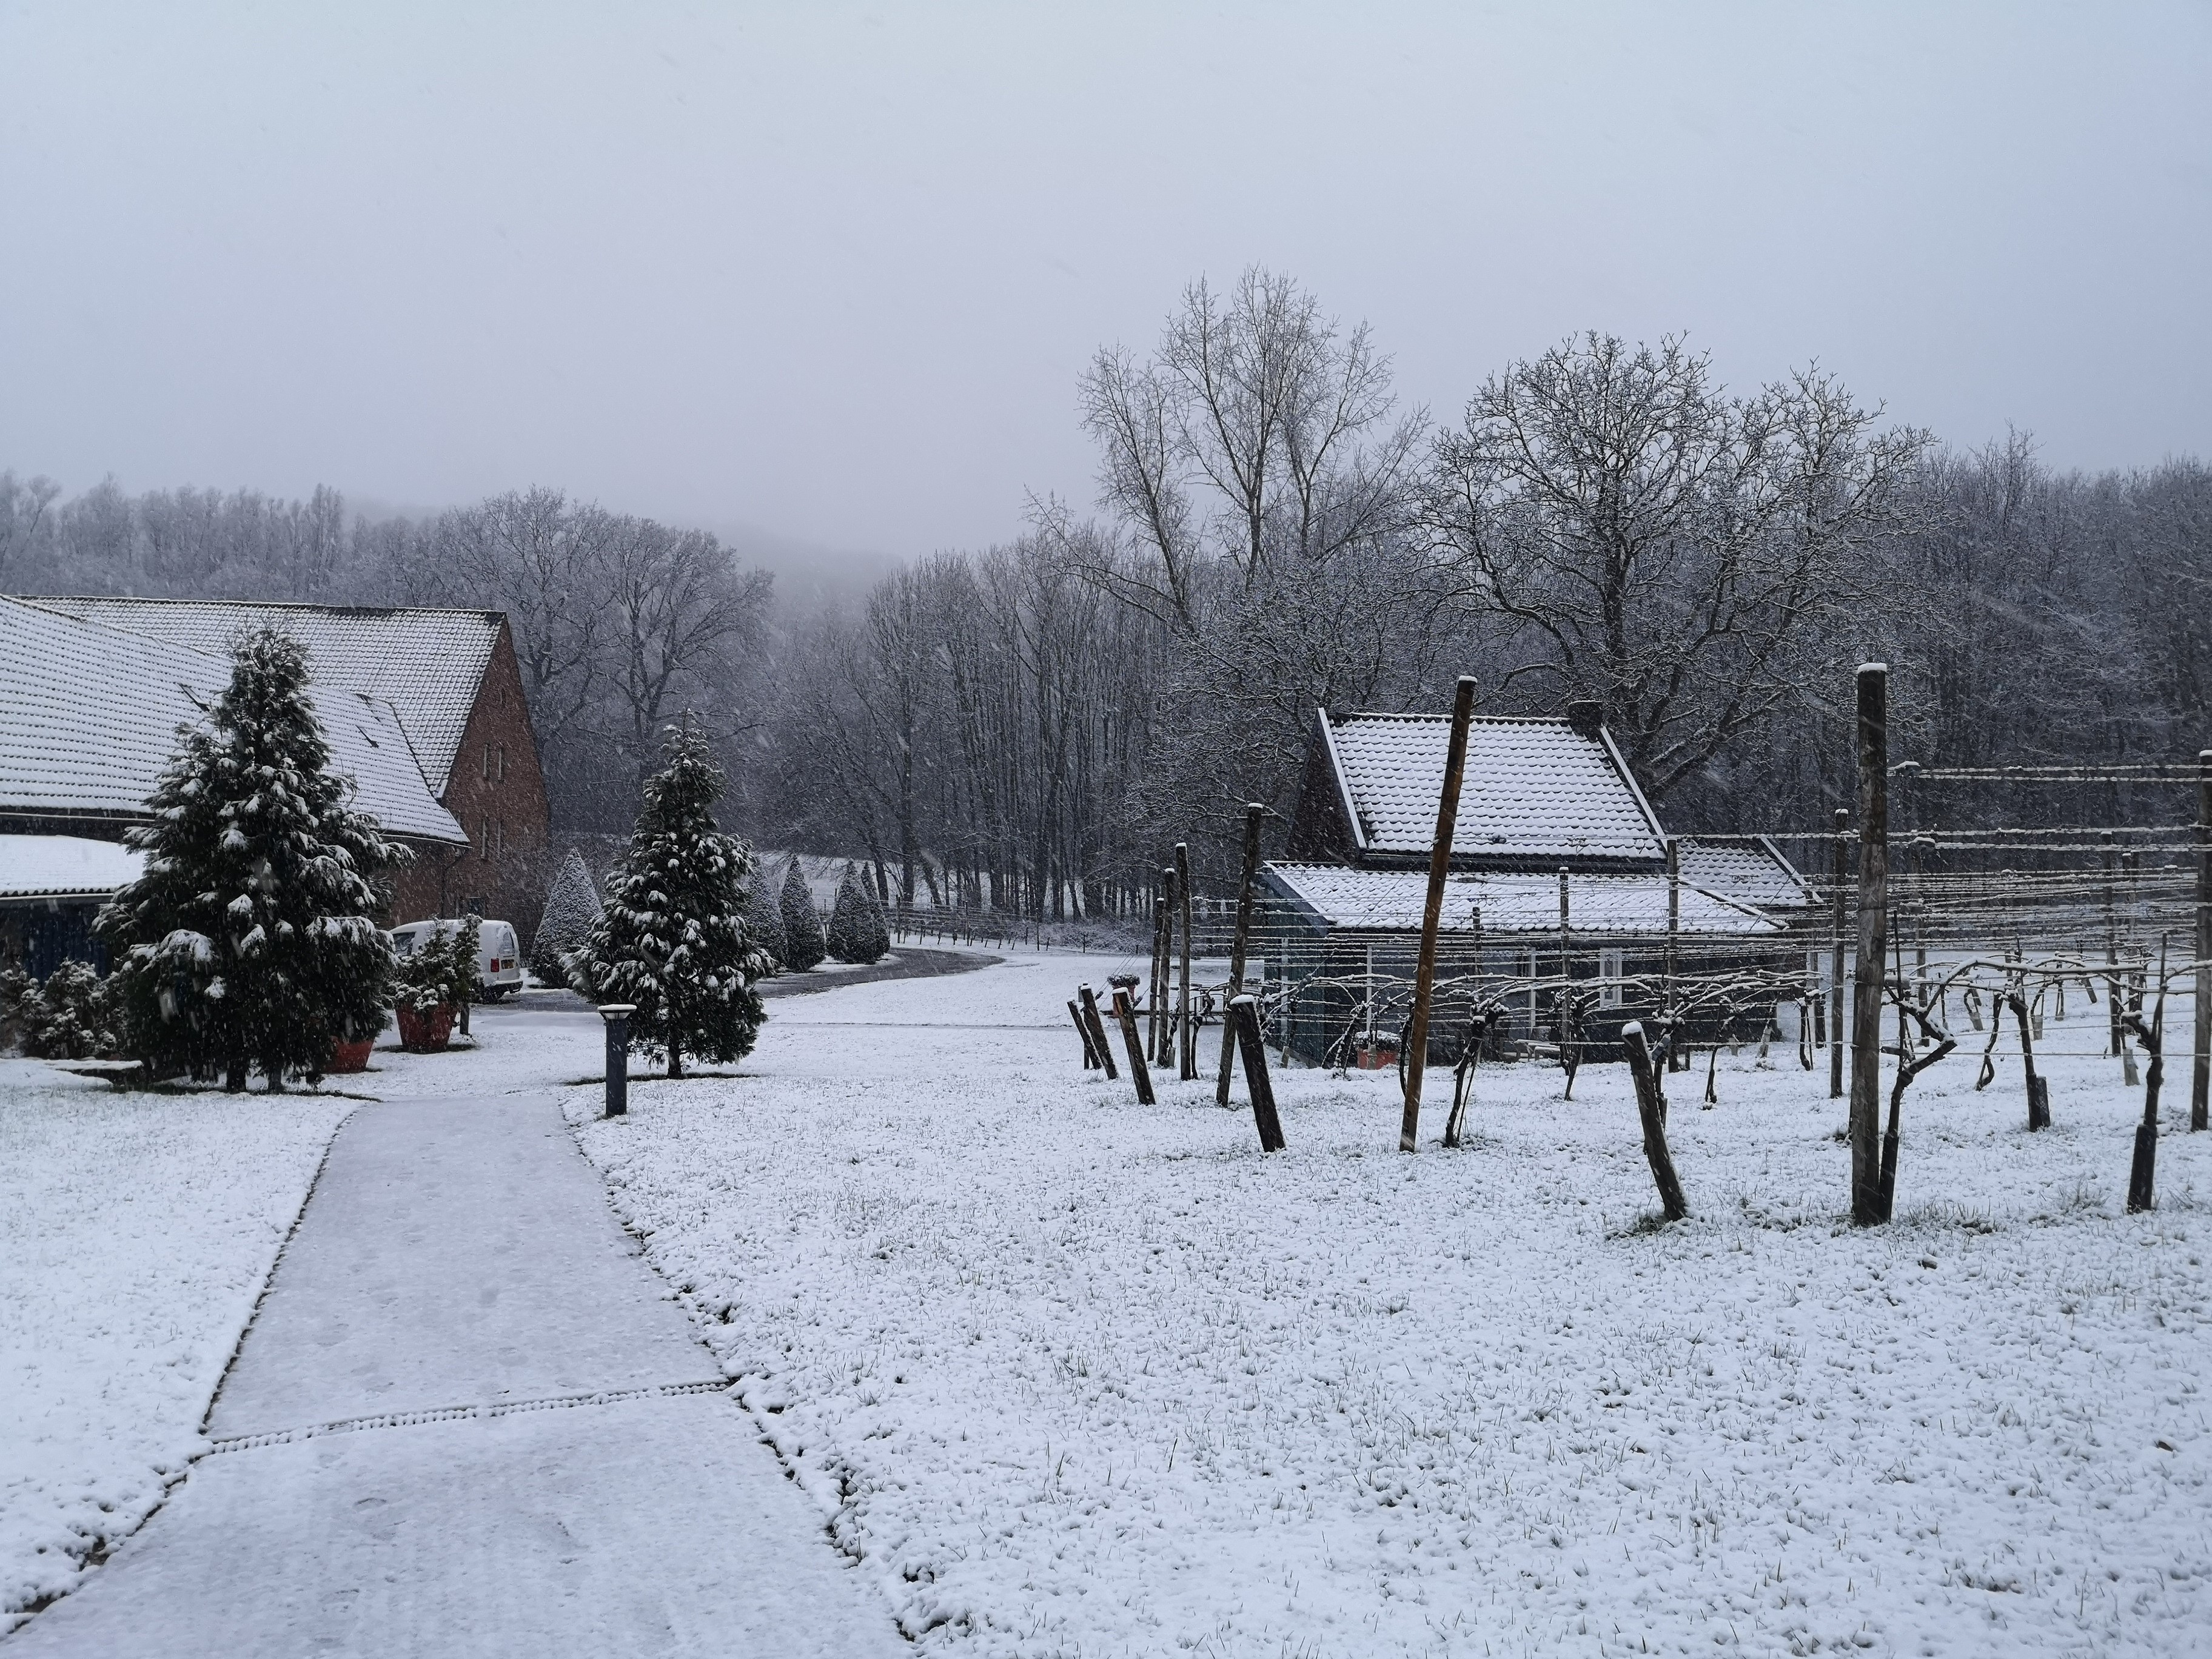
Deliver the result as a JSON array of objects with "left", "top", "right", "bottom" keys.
[
  {"left": 1849, "top": 666, "right": 1889, "bottom": 1225},
  {"left": 1622, "top": 1024, "right": 1689, "bottom": 1221}
]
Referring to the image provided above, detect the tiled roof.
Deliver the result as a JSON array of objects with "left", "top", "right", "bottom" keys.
[
  {"left": 1324, "top": 712, "right": 1666, "bottom": 865},
  {"left": 1678, "top": 839, "right": 1817, "bottom": 910},
  {"left": 0, "top": 834, "right": 144, "bottom": 900},
  {"left": 25, "top": 597, "right": 503, "bottom": 796},
  {"left": 1263, "top": 862, "right": 1781, "bottom": 936},
  {"left": 0, "top": 597, "right": 466, "bottom": 843}
]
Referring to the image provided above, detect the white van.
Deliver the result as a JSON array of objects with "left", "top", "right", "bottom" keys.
[{"left": 389, "top": 918, "right": 526, "bottom": 998}]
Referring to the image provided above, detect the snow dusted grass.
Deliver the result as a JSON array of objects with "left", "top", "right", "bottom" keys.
[
  {"left": 0, "top": 1060, "right": 349, "bottom": 1629},
  {"left": 570, "top": 953, "right": 2212, "bottom": 1657}
]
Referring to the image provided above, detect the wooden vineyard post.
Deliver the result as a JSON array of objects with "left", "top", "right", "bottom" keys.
[
  {"left": 1850, "top": 665, "right": 1889, "bottom": 1226},
  {"left": 1231, "top": 994, "right": 1285, "bottom": 1152},
  {"left": 1217, "top": 803, "right": 1266, "bottom": 1106},
  {"left": 1077, "top": 984, "right": 1118, "bottom": 1080},
  {"left": 1621, "top": 1022, "right": 1689, "bottom": 1221},
  {"left": 1175, "top": 843, "right": 1196, "bottom": 1080},
  {"left": 2196, "top": 753, "right": 2211, "bottom": 1131},
  {"left": 1156, "top": 863, "right": 1178, "bottom": 1067},
  {"left": 1557, "top": 868, "right": 1581, "bottom": 1097},
  {"left": 2105, "top": 831, "right": 2123, "bottom": 1059},
  {"left": 1068, "top": 1000, "right": 1101, "bottom": 1069},
  {"left": 1111, "top": 987, "right": 1155, "bottom": 1105},
  {"left": 1664, "top": 836, "right": 1680, "bottom": 1064},
  {"left": 1399, "top": 675, "right": 1479, "bottom": 1152},
  {"left": 1829, "top": 807, "right": 1849, "bottom": 1100},
  {"left": 1149, "top": 878, "right": 1170, "bottom": 1066}
]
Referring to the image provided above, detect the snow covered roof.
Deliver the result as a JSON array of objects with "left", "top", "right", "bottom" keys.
[
  {"left": 1316, "top": 711, "right": 1667, "bottom": 867},
  {"left": 0, "top": 834, "right": 144, "bottom": 901},
  {"left": 0, "top": 596, "right": 466, "bottom": 843},
  {"left": 1677, "top": 838, "right": 1817, "bottom": 911},
  {"left": 1263, "top": 862, "right": 1782, "bottom": 936},
  {"left": 22, "top": 597, "right": 504, "bottom": 796}
]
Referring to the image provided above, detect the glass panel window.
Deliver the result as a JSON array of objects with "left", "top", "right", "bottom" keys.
[{"left": 1599, "top": 948, "right": 1624, "bottom": 1009}]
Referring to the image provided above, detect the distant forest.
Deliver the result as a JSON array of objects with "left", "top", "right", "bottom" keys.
[{"left": 7, "top": 270, "right": 2208, "bottom": 917}]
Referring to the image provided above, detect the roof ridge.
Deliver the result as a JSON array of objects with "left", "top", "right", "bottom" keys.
[
  {"left": 22, "top": 594, "right": 505, "bottom": 622},
  {"left": 1335, "top": 710, "right": 1573, "bottom": 726}
]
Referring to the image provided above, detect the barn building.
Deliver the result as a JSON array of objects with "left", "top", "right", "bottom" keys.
[
  {"left": 0, "top": 594, "right": 549, "bottom": 974},
  {"left": 1259, "top": 702, "right": 1812, "bottom": 1065}
]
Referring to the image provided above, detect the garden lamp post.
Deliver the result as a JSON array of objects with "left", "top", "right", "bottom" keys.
[{"left": 599, "top": 1004, "right": 636, "bottom": 1117}]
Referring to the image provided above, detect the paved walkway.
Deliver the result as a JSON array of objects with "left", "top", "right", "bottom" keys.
[
  {"left": 522, "top": 945, "right": 999, "bottom": 1014},
  {"left": 9, "top": 1096, "right": 906, "bottom": 1658}
]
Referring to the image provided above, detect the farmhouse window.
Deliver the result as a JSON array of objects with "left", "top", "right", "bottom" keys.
[{"left": 1598, "top": 948, "right": 1624, "bottom": 1008}]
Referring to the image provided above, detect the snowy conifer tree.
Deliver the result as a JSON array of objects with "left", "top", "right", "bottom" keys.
[
  {"left": 531, "top": 850, "right": 603, "bottom": 982},
  {"left": 97, "top": 627, "right": 403, "bottom": 1090},
  {"left": 779, "top": 858, "right": 827, "bottom": 971},
  {"left": 862, "top": 866, "right": 893, "bottom": 960},
  {"left": 744, "top": 871, "right": 786, "bottom": 974},
  {"left": 827, "top": 862, "right": 888, "bottom": 964},
  {"left": 568, "top": 724, "right": 769, "bottom": 1077}
]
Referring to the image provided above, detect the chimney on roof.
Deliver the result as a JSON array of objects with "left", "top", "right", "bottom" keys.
[{"left": 1564, "top": 700, "right": 1605, "bottom": 739}]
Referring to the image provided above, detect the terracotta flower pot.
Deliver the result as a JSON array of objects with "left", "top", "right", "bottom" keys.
[
  {"left": 328, "top": 1037, "right": 374, "bottom": 1074},
  {"left": 395, "top": 1004, "right": 456, "bottom": 1053}
]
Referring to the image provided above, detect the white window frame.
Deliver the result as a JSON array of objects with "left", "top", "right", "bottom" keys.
[{"left": 1599, "top": 947, "right": 1624, "bottom": 1008}]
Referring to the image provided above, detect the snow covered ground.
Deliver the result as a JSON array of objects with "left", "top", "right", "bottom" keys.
[
  {"left": 0, "top": 998, "right": 608, "bottom": 1632},
  {"left": 0, "top": 1062, "right": 349, "bottom": 1629},
  {"left": 567, "top": 951, "right": 2212, "bottom": 1657}
]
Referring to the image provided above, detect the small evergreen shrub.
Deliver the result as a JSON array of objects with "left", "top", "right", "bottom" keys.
[
  {"left": 779, "top": 859, "right": 826, "bottom": 972},
  {"left": 531, "top": 851, "right": 603, "bottom": 983},
  {"left": 826, "top": 862, "right": 889, "bottom": 965},
  {"left": 18, "top": 962, "right": 119, "bottom": 1060},
  {"left": 745, "top": 872, "right": 787, "bottom": 973}
]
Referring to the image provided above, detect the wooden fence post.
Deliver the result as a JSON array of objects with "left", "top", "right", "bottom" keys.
[
  {"left": 1078, "top": 984, "right": 1118, "bottom": 1081},
  {"left": 2195, "top": 754, "right": 2211, "bottom": 1131},
  {"left": 1829, "top": 806, "right": 1849, "bottom": 1100},
  {"left": 1850, "top": 665, "right": 1889, "bottom": 1226},
  {"left": 1399, "top": 675, "right": 1478, "bottom": 1152},
  {"left": 1664, "top": 834, "right": 1680, "bottom": 1038},
  {"left": 1217, "top": 803, "right": 1265, "bottom": 1105},
  {"left": 1231, "top": 994, "right": 1285, "bottom": 1152},
  {"left": 1111, "top": 987, "right": 1155, "bottom": 1105},
  {"left": 1621, "top": 1022, "right": 1689, "bottom": 1221}
]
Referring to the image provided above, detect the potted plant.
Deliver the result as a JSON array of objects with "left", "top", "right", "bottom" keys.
[
  {"left": 328, "top": 1034, "right": 376, "bottom": 1073},
  {"left": 391, "top": 920, "right": 474, "bottom": 1053}
]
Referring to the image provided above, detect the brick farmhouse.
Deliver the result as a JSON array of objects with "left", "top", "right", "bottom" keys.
[{"left": 0, "top": 594, "right": 552, "bottom": 974}]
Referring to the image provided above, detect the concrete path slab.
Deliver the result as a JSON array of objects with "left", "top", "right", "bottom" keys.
[
  {"left": 208, "top": 1095, "right": 708, "bottom": 1435},
  {"left": 10, "top": 1094, "right": 904, "bottom": 1657},
  {"left": 8, "top": 1395, "right": 897, "bottom": 1659}
]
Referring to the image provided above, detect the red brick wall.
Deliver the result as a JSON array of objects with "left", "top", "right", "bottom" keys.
[{"left": 386, "top": 623, "right": 554, "bottom": 948}]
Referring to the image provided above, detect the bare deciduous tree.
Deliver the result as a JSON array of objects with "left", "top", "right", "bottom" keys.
[{"left": 1425, "top": 333, "right": 1929, "bottom": 799}]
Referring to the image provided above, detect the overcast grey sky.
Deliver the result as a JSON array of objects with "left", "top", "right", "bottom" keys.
[{"left": 2, "top": 2, "right": 2207, "bottom": 566}]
